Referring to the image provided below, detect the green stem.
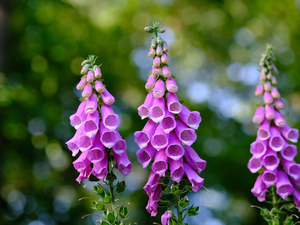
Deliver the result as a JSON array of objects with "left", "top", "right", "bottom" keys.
[
  {"left": 108, "top": 177, "right": 115, "bottom": 204},
  {"left": 175, "top": 195, "right": 184, "bottom": 225},
  {"left": 272, "top": 185, "right": 278, "bottom": 209}
]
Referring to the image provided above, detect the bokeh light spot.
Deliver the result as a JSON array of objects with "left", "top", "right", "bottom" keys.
[{"left": 31, "top": 55, "right": 48, "bottom": 73}]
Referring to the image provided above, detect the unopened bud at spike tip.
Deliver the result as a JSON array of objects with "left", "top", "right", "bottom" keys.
[
  {"left": 81, "top": 60, "right": 89, "bottom": 66},
  {"left": 161, "top": 54, "right": 169, "bottom": 64},
  {"left": 94, "top": 67, "right": 102, "bottom": 78},
  {"left": 264, "top": 81, "right": 271, "bottom": 92},
  {"left": 76, "top": 77, "right": 87, "bottom": 90},
  {"left": 81, "top": 64, "right": 90, "bottom": 74},
  {"left": 87, "top": 70, "right": 94, "bottom": 83},
  {"left": 148, "top": 48, "right": 155, "bottom": 58},
  {"left": 271, "top": 76, "right": 277, "bottom": 85},
  {"left": 255, "top": 84, "right": 263, "bottom": 96},
  {"left": 151, "top": 39, "right": 157, "bottom": 49},
  {"left": 156, "top": 44, "right": 163, "bottom": 56},
  {"left": 266, "top": 73, "right": 272, "bottom": 80},
  {"left": 260, "top": 72, "right": 266, "bottom": 81},
  {"left": 162, "top": 42, "right": 169, "bottom": 52},
  {"left": 156, "top": 36, "right": 162, "bottom": 44}
]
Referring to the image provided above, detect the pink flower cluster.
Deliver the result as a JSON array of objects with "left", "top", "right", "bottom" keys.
[
  {"left": 249, "top": 58, "right": 300, "bottom": 207},
  {"left": 66, "top": 62, "right": 132, "bottom": 183},
  {"left": 134, "top": 37, "right": 206, "bottom": 216}
]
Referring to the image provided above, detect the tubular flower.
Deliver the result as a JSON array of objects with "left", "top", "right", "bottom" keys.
[
  {"left": 66, "top": 56, "right": 132, "bottom": 183},
  {"left": 249, "top": 45, "right": 299, "bottom": 204},
  {"left": 135, "top": 28, "right": 206, "bottom": 217}
]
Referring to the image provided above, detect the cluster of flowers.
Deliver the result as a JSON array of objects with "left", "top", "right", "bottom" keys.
[
  {"left": 134, "top": 35, "right": 207, "bottom": 216},
  {"left": 66, "top": 59, "right": 132, "bottom": 182},
  {"left": 249, "top": 49, "right": 300, "bottom": 207}
]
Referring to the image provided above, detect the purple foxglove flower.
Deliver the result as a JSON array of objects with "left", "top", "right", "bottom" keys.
[
  {"left": 261, "top": 168, "right": 277, "bottom": 188},
  {"left": 160, "top": 109, "right": 176, "bottom": 134},
  {"left": 73, "top": 151, "right": 90, "bottom": 172},
  {"left": 145, "top": 74, "right": 156, "bottom": 91},
  {"left": 265, "top": 104, "right": 275, "bottom": 120},
  {"left": 264, "top": 81, "right": 271, "bottom": 92},
  {"left": 269, "top": 126, "right": 284, "bottom": 151},
  {"left": 281, "top": 158, "right": 300, "bottom": 181},
  {"left": 138, "top": 90, "right": 154, "bottom": 120},
  {"left": 271, "top": 87, "right": 280, "bottom": 99},
  {"left": 99, "top": 121, "right": 120, "bottom": 148},
  {"left": 257, "top": 118, "right": 270, "bottom": 140},
  {"left": 169, "top": 158, "right": 184, "bottom": 183},
  {"left": 263, "top": 91, "right": 273, "bottom": 104},
  {"left": 76, "top": 166, "right": 93, "bottom": 183},
  {"left": 152, "top": 149, "right": 168, "bottom": 176},
  {"left": 152, "top": 66, "right": 161, "bottom": 76},
  {"left": 95, "top": 80, "right": 105, "bottom": 93},
  {"left": 81, "top": 110, "right": 99, "bottom": 138},
  {"left": 76, "top": 77, "right": 87, "bottom": 90},
  {"left": 292, "top": 185, "right": 300, "bottom": 209},
  {"left": 262, "top": 148, "right": 280, "bottom": 171},
  {"left": 69, "top": 100, "right": 87, "bottom": 129},
  {"left": 251, "top": 174, "right": 267, "bottom": 202},
  {"left": 255, "top": 84, "right": 263, "bottom": 96},
  {"left": 134, "top": 119, "right": 157, "bottom": 149},
  {"left": 280, "top": 124, "right": 299, "bottom": 143},
  {"left": 136, "top": 144, "right": 157, "bottom": 168},
  {"left": 113, "top": 151, "right": 132, "bottom": 176},
  {"left": 271, "top": 76, "right": 277, "bottom": 85},
  {"left": 183, "top": 162, "right": 204, "bottom": 192},
  {"left": 77, "top": 132, "right": 96, "bottom": 152},
  {"left": 66, "top": 129, "right": 81, "bottom": 156},
  {"left": 85, "top": 93, "right": 98, "bottom": 114},
  {"left": 162, "top": 42, "right": 169, "bottom": 52},
  {"left": 149, "top": 97, "right": 166, "bottom": 123},
  {"left": 248, "top": 155, "right": 262, "bottom": 173},
  {"left": 179, "top": 105, "right": 201, "bottom": 129},
  {"left": 148, "top": 48, "right": 155, "bottom": 57},
  {"left": 165, "top": 131, "right": 184, "bottom": 160},
  {"left": 161, "top": 211, "right": 172, "bottom": 225},
  {"left": 144, "top": 171, "right": 160, "bottom": 196},
  {"left": 274, "top": 98, "right": 285, "bottom": 110},
  {"left": 252, "top": 105, "right": 264, "bottom": 124},
  {"left": 94, "top": 67, "right": 102, "bottom": 78},
  {"left": 161, "top": 54, "right": 169, "bottom": 64},
  {"left": 274, "top": 110, "right": 286, "bottom": 127},
  {"left": 280, "top": 143, "right": 297, "bottom": 161},
  {"left": 81, "top": 64, "right": 89, "bottom": 74},
  {"left": 153, "top": 79, "right": 165, "bottom": 98},
  {"left": 112, "top": 133, "right": 127, "bottom": 156},
  {"left": 153, "top": 56, "right": 161, "bottom": 67},
  {"left": 166, "top": 92, "right": 182, "bottom": 114},
  {"left": 100, "top": 89, "right": 115, "bottom": 105},
  {"left": 93, "top": 152, "right": 108, "bottom": 181},
  {"left": 162, "top": 65, "right": 172, "bottom": 78},
  {"left": 174, "top": 118, "right": 197, "bottom": 146},
  {"left": 146, "top": 185, "right": 162, "bottom": 217},
  {"left": 250, "top": 138, "right": 268, "bottom": 158},
  {"left": 276, "top": 169, "right": 293, "bottom": 199},
  {"left": 166, "top": 76, "right": 178, "bottom": 93},
  {"left": 87, "top": 132, "right": 105, "bottom": 163},
  {"left": 260, "top": 72, "right": 266, "bottom": 81},
  {"left": 82, "top": 83, "right": 93, "bottom": 98},
  {"left": 87, "top": 70, "right": 94, "bottom": 83},
  {"left": 151, "top": 125, "right": 169, "bottom": 151},
  {"left": 101, "top": 104, "right": 120, "bottom": 131},
  {"left": 184, "top": 145, "right": 207, "bottom": 173},
  {"left": 156, "top": 44, "right": 163, "bottom": 56}
]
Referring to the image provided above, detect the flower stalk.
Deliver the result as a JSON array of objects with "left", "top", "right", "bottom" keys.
[{"left": 66, "top": 55, "right": 133, "bottom": 225}]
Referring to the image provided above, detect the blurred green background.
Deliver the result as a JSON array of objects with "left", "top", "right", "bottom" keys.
[{"left": 1, "top": 0, "right": 300, "bottom": 224}]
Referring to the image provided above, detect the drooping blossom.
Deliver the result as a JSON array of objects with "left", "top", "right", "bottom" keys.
[
  {"left": 66, "top": 57, "right": 132, "bottom": 182},
  {"left": 249, "top": 45, "right": 299, "bottom": 205},
  {"left": 136, "top": 27, "right": 206, "bottom": 217}
]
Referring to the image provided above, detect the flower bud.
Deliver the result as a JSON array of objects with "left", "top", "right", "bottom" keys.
[
  {"left": 87, "top": 70, "right": 94, "bottom": 83},
  {"left": 264, "top": 81, "right": 271, "bottom": 92},
  {"left": 148, "top": 48, "right": 155, "bottom": 58},
  {"left": 161, "top": 54, "right": 169, "bottom": 64},
  {"left": 95, "top": 80, "right": 105, "bottom": 93},
  {"left": 260, "top": 72, "right": 266, "bottom": 81},
  {"left": 254, "top": 84, "right": 263, "bottom": 96},
  {"left": 272, "top": 64, "right": 279, "bottom": 74},
  {"left": 158, "top": 29, "right": 166, "bottom": 33},
  {"left": 162, "top": 65, "right": 172, "bottom": 78},
  {"left": 266, "top": 73, "right": 272, "bottom": 80},
  {"left": 94, "top": 67, "right": 102, "bottom": 78},
  {"left": 76, "top": 77, "right": 87, "bottom": 90},
  {"left": 81, "top": 64, "right": 90, "bottom": 74},
  {"left": 81, "top": 60, "right": 89, "bottom": 66},
  {"left": 162, "top": 42, "right": 169, "bottom": 52},
  {"left": 152, "top": 66, "right": 161, "bottom": 76},
  {"left": 260, "top": 56, "right": 266, "bottom": 66},
  {"left": 151, "top": 39, "right": 157, "bottom": 49},
  {"left": 262, "top": 67, "right": 267, "bottom": 74},
  {"left": 156, "top": 44, "right": 163, "bottom": 56},
  {"left": 271, "top": 76, "right": 277, "bottom": 85},
  {"left": 271, "top": 87, "right": 280, "bottom": 99},
  {"left": 82, "top": 83, "right": 93, "bottom": 98},
  {"left": 156, "top": 36, "right": 162, "bottom": 44},
  {"left": 153, "top": 56, "right": 161, "bottom": 67},
  {"left": 144, "top": 26, "right": 150, "bottom": 32},
  {"left": 274, "top": 98, "right": 285, "bottom": 110}
]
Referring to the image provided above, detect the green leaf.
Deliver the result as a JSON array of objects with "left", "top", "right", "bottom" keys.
[
  {"left": 101, "top": 222, "right": 109, "bottom": 225},
  {"left": 282, "top": 203, "right": 295, "bottom": 212},
  {"left": 186, "top": 205, "right": 199, "bottom": 216},
  {"left": 284, "top": 216, "right": 294, "bottom": 225},
  {"left": 79, "top": 97, "right": 86, "bottom": 102},
  {"left": 185, "top": 185, "right": 193, "bottom": 192},
  {"left": 96, "top": 202, "right": 105, "bottom": 211},
  {"left": 116, "top": 181, "right": 126, "bottom": 193},
  {"left": 179, "top": 197, "right": 190, "bottom": 208},
  {"left": 158, "top": 198, "right": 171, "bottom": 207},
  {"left": 107, "top": 212, "right": 115, "bottom": 223},
  {"left": 104, "top": 193, "right": 112, "bottom": 203},
  {"left": 260, "top": 208, "right": 272, "bottom": 221}
]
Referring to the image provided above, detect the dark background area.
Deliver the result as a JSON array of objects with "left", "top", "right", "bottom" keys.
[{"left": 1, "top": 0, "right": 300, "bottom": 224}]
